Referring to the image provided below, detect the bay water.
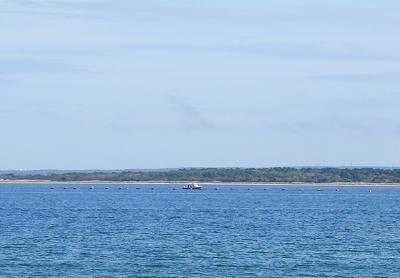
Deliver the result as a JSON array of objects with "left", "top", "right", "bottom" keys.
[{"left": 1, "top": 184, "right": 399, "bottom": 277}]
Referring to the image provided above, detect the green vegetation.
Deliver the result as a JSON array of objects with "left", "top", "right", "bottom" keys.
[{"left": 2, "top": 168, "right": 400, "bottom": 183}]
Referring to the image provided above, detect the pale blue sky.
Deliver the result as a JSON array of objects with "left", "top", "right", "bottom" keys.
[{"left": 1, "top": 0, "right": 400, "bottom": 169}]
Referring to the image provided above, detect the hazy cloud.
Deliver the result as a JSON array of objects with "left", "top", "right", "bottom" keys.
[{"left": 2, "top": 0, "right": 400, "bottom": 168}]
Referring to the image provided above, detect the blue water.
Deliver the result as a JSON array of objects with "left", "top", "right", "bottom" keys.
[{"left": 1, "top": 184, "right": 400, "bottom": 277}]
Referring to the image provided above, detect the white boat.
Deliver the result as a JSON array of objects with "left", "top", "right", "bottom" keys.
[{"left": 182, "top": 183, "right": 202, "bottom": 190}]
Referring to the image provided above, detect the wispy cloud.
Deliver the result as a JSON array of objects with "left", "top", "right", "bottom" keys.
[
  {"left": 165, "top": 94, "right": 213, "bottom": 130},
  {"left": 0, "top": 0, "right": 296, "bottom": 22},
  {"left": 2, "top": 0, "right": 399, "bottom": 64},
  {"left": 281, "top": 113, "right": 400, "bottom": 136},
  {"left": 0, "top": 77, "right": 13, "bottom": 83},
  {"left": 0, "top": 58, "right": 87, "bottom": 75},
  {"left": 3, "top": 41, "right": 396, "bottom": 63},
  {"left": 131, "top": 42, "right": 398, "bottom": 61},
  {"left": 315, "top": 73, "right": 400, "bottom": 84},
  {"left": 0, "top": 0, "right": 91, "bottom": 18}
]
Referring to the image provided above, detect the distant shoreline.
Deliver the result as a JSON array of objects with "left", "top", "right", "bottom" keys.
[
  {"left": 1, "top": 180, "right": 400, "bottom": 186},
  {"left": 3, "top": 168, "right": 400, "bottom": 186}
]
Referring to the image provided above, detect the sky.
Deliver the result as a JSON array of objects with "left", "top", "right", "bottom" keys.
[{"left": 1, "top": 0, "right": 400, "bottom": 169}]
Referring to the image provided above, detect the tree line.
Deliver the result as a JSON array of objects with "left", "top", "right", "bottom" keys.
[{"left": 2, "top": 167, "right": 400, "bottom": 183}]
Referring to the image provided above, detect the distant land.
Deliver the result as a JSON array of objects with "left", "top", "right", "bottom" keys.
[{"left": 2, "top": 167, "right": 400, "bottom": 184}]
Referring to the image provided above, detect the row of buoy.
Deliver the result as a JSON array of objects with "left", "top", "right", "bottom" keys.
[
  {"left": 50, "top": 187, "right": 162, "bottom": 190},
  {"left": 52, "top": 187, "right": 179, "bottom": 190},
  {"left": 49, "top": 187, "right": 373, "bottom": 192}
]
